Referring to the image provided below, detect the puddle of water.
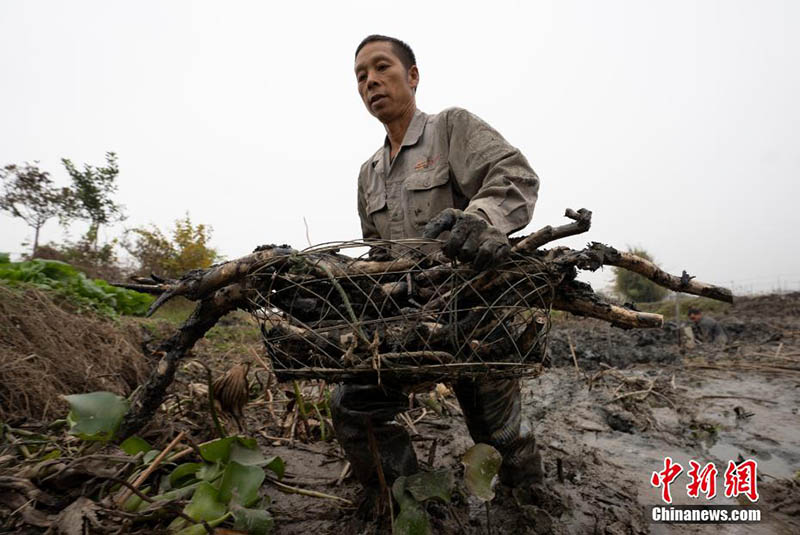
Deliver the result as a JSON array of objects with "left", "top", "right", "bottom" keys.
[{"left": 706, "top": 441, "right": 796, "bottom": 479}]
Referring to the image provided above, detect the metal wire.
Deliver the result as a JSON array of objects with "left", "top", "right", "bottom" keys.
[{"left": 246, "top": 239, "right": 555, "bottom": 382}]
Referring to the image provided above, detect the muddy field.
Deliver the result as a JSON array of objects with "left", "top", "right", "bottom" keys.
[
  {"left": 2, "top": 292, "right": 799, "bottom": 534},
  {"left": 252, "top": 293, "right": 800, "bottom": 534}
]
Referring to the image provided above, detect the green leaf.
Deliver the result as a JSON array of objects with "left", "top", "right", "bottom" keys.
[
  {"left": 392, "top": 477, "right": 415, "bottom": 508},
  {"left": 218, "top": 461, "right": 265, "bottom": 507},
  {"left": 143, "top": 449, "right": 160, "bottom": 464},
  {"left": 120, "top": 436, "right": 152, "bottom": 456},
  {"left": 0, "top": 259, "right": 153, "bottom": 316},
  {"left": 196, "top": 462, "right": 224, "bottom": 482},
  {"left": 150, "top": 481, "right": 200, "bottom": 502},
  {"left": 228, "top": 441, "right": 284, "bottom": 479},
  {"left": 394, "top": 501, "right": 431, "bottom": 535},
  {"left": 169, "top": 462, "right": 204, "bottom": 488},
  {"left": 236, "top": 436, "right": 258, "bottom": 449},
  {"left": 392, "top": 477, "right": 432, "bottom": 535},
  {"left": 122, "top": 485, "right": 150, "bottom": 512},
  {"left": 63, "top": 392, "right": 129, "bottom": 442},
  {"left": 198, "top": 437, "right": 235, "bottom": 463},
  {"left": 230, "top": 441, "right": 265, "bottom": 466},
  {"left": 264, "top": 456, "right": 285, "bottom": 480},
  {"left": 182, "top": 481, "right": 227, "bottom": 522},
  {"left": 172, "top": 513, "right": 230, "bottom": 535},
  {"left": 462, "top": 443, "right": 502, "bottom": 502},
  {"left": 231, "top": 503, "right": 274, "bottom": 535},
  {"left": 405, "top": 469, "right": 454, "bottom": 504}
]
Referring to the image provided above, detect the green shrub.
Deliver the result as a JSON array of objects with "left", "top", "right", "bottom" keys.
[
  {"left": 613, "top": 248, "right": 669, "bottom": 303},
  {"left": 0, "top": 258, "right": 153, "bottom": 316}
]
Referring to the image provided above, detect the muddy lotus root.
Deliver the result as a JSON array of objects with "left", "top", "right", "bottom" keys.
[{"left": 251, "top": 242, "right": 554, "bottom": 382}]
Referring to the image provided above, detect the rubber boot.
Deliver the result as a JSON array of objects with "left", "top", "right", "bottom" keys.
[
  {"left": 330, "top": 383, "right": 419, "bottom": 490},
  {"left": 453, "top": 377, "right": 544, "bottom": 486}
]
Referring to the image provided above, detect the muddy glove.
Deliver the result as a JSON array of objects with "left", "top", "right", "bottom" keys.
[
  {"left": 367, "top": 245, "right": 392, "bottom": 262},
  {"left": 422, "top": 208, "right": 510, "bottom": 270}
]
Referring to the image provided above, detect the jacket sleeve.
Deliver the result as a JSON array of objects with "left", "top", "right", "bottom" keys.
[
  {"left": 357, "top": 167, "right": 380, "bottom": 240},
  {"left": 711, "top": 320, "right": 729, "bottom": 344},
  {"left": 445, "top": 108, "right": 539, "bottom": 235}
]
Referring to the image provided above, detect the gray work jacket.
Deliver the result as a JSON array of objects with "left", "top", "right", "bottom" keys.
[{"left": 357, "top": 108, "right": 539, "bottom": 241}]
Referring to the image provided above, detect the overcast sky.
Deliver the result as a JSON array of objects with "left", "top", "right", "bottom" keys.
[{"left": 1, "top": 0, "right": 798, "bottom": 295}]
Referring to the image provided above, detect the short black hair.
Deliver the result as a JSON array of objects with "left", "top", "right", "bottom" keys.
[
  {"left": 687, "top": 307, "right": 702, "bottom": 316},
  {"left": 355, "top": 35, "right": 417, "bottom": 71}
]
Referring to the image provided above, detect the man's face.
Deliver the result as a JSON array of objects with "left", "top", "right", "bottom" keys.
[
  {"left": 355, "top": 41, "right": 418, "bottom": 123},
  {"left": 688, "top": 312, "right": 702, "bottom": 323}
]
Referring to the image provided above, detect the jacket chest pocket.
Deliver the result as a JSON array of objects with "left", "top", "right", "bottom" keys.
[
  {"left": 403, "top": 169, "right": 452, "bottom": 227},
  {"left": 366, "top": 186, "right": 390, "bottom": 239}
]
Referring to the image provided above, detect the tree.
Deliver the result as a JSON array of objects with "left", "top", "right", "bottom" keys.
[
  {"left": 62, "top": 152, "right": 125, "bottom": 251},
  {"left": 170, "top": 214, "right": 219, "bottom": 274},
  {"left": 0, "top": 162, "right": 74, "bottom": 257},
  {"left": 125, "top": 214, "right": 220, "bottom": 278},
  {"left": 613, "top": 247, "right": 669, "bottom": 303}
]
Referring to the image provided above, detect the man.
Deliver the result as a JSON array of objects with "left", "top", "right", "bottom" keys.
[
  {"left": 331, "top": 35, "right": 542, "bottom": 506},
  {"left": 687, "top": 307, "right": 729, "bottom": 345}
]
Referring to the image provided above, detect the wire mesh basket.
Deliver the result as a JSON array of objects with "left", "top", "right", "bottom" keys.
[{"left": 247, "top": 239, "right": 554, "bottom": 383}]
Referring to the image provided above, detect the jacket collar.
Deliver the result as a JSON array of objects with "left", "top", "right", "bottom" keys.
[
  {"left": 371, "top": 108, "right": 428, "bottom": 171},
  {"left": 399, "top": 108, "right": 428, "bottom": 148}
]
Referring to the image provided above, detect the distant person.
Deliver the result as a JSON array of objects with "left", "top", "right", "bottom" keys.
[{"left": 686, "top": 307, "right": 728, "bottom": 345}]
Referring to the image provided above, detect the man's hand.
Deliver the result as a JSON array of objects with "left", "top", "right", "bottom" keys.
[
  {"left": 422, "top": 208, "right": 510, "bottom": 270},
  {"left": 367, "top": 245, "right": 393, "bottom": 262}
]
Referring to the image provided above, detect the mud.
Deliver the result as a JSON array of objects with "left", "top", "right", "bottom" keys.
[
  {"left": 2, "top": 293, "right": 798, "bottom": 534},
  {"left": 253, "top": 293, "right": 800, "bottom": 534}
]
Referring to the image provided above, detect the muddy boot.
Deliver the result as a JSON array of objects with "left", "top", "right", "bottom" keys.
[
  {"left": 454, "top": 377, "right": 544, "bottom": 487},
  {"left": 331, "top": 383, "right": 419, "bottom": 500},
  {"left": 498, "top": 419, "right": 545, "bottom": 487}
]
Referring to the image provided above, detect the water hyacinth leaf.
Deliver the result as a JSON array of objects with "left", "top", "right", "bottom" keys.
[
  {"left": 169, "top": 463, "right": 204, "bottom": 488},
  {"left": 218, "top": 461, "right": 265, "bottom": 506},
  {"left": 149, "top": 481, "right": 201, "bottom": 503},
  {"left": 63, "top": 392, "right": 129, "bottom": 442},
  {"left": 120, "top": 435, "right": 151, "bottom": 456},
  {"left": 167, "top": 516, "right": 186, "bottom": 533},
  {"left": 462, "top": 443, "right": 502, "bottom": 502},
  {"left": 122, "top": 485, "right": 150, "bottom": 512},
  {"left": 230, "top": 441, "right": 265, "bottom": 466},
  {"left": 143, "top": 449, "right": 161, "bottom": 464},
  {"left": 198, "top": 437, "right": 235, "bottom": 462},
  {"left": 196, "top": 462, "right": 224, "bottom": 482},
  {"left": 173, "top": 513, "right": 230, "bottom": 535},
  {"left": 405, "top": 469, "right": 454, "bottom": 504},
  {"left": 264, "top": 456, "right": 285, "bottom": 480},
  {"left": 231, "top": 503, "right": 274, "bottom": 535},
  {"left": 392, "top": 478, "right": 431, "bottom": 535},
  {"left": 392, "top": 477, "right": 414, "bottom": 508},
  {"left": 122, "top": 493, "right": 143, "bottom": 513},
  {"left": 236, "top": 436, "right": 258, "bottom": 449},
  {"left": 182, "top": 481, "right": 227, "bottom": 522},
  {"left": 394, "top": 501, "right": 431, "bottom": 535}
]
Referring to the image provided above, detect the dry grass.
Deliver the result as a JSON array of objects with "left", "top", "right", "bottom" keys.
[{"left": 0, "top": 285, "right": 151, "bottom": 422}]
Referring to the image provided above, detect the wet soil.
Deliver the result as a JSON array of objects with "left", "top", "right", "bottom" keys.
[
  {"left": 2, "top": 294, "right": 798, "bottom": 534},
  {"left": 256, "top": 293, "right": 800, "bottom": 534}
]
